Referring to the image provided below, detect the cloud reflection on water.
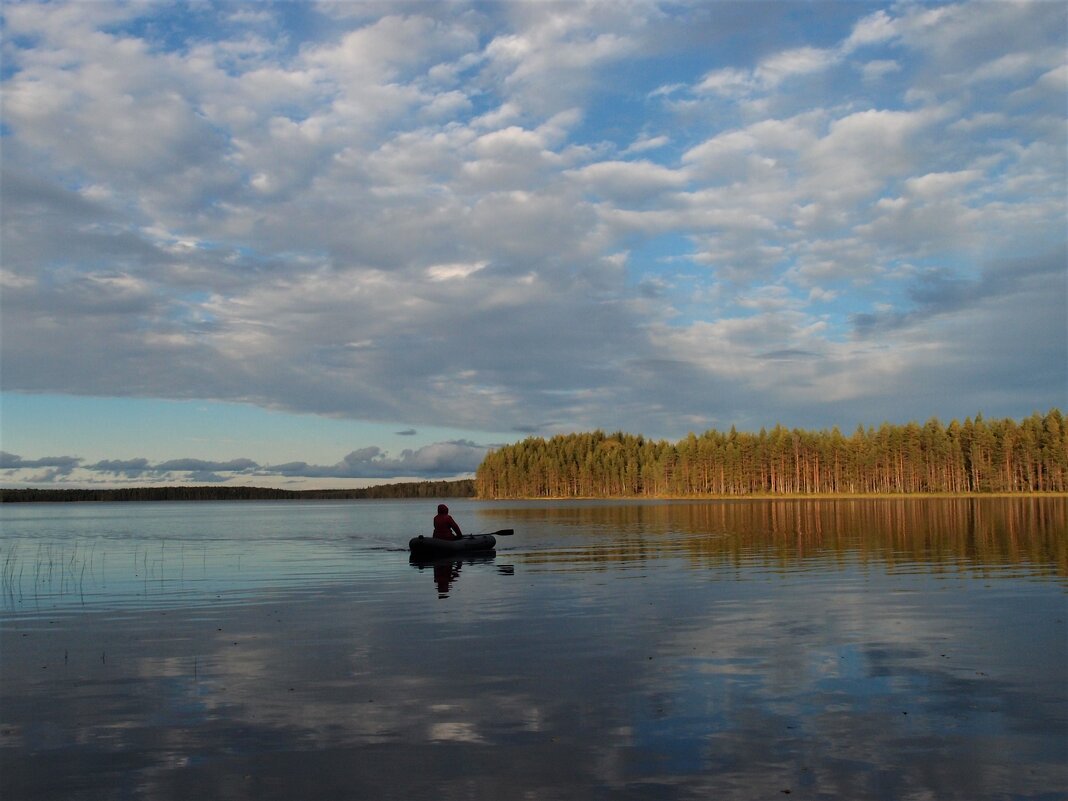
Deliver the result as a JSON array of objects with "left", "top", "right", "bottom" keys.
[{"left": 1, "top": 498, "right": 1065, "bottom": 800}]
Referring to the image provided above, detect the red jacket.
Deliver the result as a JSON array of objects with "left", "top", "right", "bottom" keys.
[{"left": 433, "top": 513, "right": 463, "bottom": 540}]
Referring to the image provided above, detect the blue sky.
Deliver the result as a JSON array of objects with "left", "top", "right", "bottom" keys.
[{"left": 1, "top": 0, "right": 1065, "bottom": 488}]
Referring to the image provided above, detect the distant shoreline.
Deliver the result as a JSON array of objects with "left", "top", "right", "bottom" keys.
[
  {"left": 0, "top": 480, "right": 476, "bottom": 503},
  {"left": 2, "top": 485, "right": 1064, "bottom": 503}
]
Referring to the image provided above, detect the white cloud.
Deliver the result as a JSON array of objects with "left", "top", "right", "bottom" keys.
[
  {"left": 843, "top": 9, "right": 899, "bottom": 50},
  {"left": 1037, "top": 64, "right": 1068, "bottom": 92},
  {"left": 860, "top": 59, "right": 901, "bottom": 82},
  {"left": 568, "top": 160, "right": 688, "bottom": 200},
  {"left": 427, "top": 261, "right": 489, "bottom": 281},
  {"left": 696, "top": 67, "right": 756, "bottom": 97},
  {"left": 904, "top": 170, "right": 982, "bottom": 198},
  {"left": 756, "top": 46, "right": 839, "bottom": 86},
  {"left": 307, "top": 14, "right": 477, "bottom": 83},
  {"left": 623, "top": 134, "right": 670, "bottom": 155},
  {"left": 802, "top": 107, "right": 948, "bottom": 205}
]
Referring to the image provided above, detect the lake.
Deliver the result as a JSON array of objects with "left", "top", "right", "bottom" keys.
[{"left": 1, "top": 497, "right": 1065, "bottom": 800}]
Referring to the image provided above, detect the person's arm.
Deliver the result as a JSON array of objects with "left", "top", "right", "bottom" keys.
[{"left": 450, "top": 516, "right": 463, "bottom": 538}]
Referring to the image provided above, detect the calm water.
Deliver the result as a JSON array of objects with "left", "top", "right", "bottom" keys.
[{"left": 1, "top": 497, "right": 1065, "bottom": 800}]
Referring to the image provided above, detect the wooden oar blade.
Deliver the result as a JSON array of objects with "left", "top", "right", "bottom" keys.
[{"left": 490, "top": 528, "right": 514, "bottom": 536}]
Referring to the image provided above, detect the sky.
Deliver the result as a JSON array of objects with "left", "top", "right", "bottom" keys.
[{"left": 1, "top": 0, "right": 1065, "bottom": 489}]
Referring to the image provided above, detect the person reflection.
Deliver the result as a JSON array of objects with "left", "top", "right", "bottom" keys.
[{"left": 433, "top": 560, "right": 462, "bottom": 599}]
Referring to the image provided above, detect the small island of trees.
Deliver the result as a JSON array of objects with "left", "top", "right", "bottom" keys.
[{"left": 475, "top": 410, "right": 1067, "bottom": 499}]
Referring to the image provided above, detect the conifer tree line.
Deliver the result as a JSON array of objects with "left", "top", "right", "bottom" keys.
[
  {"left": 1, "top": 479, "right": 475, "bottom": 503},
  {"left": 475, "top": 410, "right": 1068, "bottom": 498}
]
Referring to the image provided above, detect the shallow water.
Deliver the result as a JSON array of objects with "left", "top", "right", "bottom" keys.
[{"left": 2, "top": 497, "right": 1066, "bottom": 800}]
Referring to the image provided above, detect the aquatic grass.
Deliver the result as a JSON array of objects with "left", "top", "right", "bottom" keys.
[
  {"left": 1, "top": 536, "right": 222, "bottom": 615},
  {"left": 3, "top": 541, "right": 105, "bottom": 611},
  {"left": 1, "top": 543, "right": 22, "bottom": 603}
]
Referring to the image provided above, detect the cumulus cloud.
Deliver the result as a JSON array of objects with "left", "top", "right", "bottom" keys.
[
  {"left": 0, "top": 441, "right": 489, "bottom": 486},
  {"left": 1, "top": 0, "right": 1064, "bottom": 471},
  {"left": 0, "top": 452, "right": 80, "bottom": 471},
  {"left": 0, "top": 452, "right": 82, "bottom": 484},
  {"left": 267, "top": 441, "right": 489, "bottom": 479}
]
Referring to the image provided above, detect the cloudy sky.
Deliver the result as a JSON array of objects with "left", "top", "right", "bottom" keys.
[{"left": 1, "top": 0, "right": 1065, "bottom": 488}]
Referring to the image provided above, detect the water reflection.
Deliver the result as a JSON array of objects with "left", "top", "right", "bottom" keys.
[
  {"left": 1, "top": 498, "right": 1065, "bottom": 801},
  {"left": 409, "top": 553, "right": 500, "bottom": 598},
  {"left": 494, "top": 497, "right": 1068, "bottom": 579}
]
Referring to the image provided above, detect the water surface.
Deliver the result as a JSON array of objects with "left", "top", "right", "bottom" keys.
[{"left": 2, "top": 497, "right": 1065, "bottom": 800}]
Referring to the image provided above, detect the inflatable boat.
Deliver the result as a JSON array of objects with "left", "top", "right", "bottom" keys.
[{"left": 408, "top": 533, "right": 497, "bottom": 557}]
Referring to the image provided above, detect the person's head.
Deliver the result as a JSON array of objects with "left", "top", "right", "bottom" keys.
[{"left": 437, "top": 504, "right": 448, "bottom": 514}]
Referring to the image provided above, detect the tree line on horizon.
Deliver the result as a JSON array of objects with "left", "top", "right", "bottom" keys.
[
  {"left": 474, "top": 410, "right": 1068, "bottom": 499},
  {"left": 0, "top": 479, "right": 476, "bottom": 503}
]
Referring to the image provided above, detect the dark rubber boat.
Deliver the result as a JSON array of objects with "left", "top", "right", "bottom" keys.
[{"left": 408, "top": 533, "right": 497, "bottom": 557}]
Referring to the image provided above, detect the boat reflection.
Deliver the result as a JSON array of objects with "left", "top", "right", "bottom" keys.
[{"left": 409, "top": 552, "right": 498, "bottom": 598}]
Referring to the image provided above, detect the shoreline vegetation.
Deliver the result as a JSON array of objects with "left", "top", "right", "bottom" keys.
[
  {"left": 2, "top": 487, "right": 1065, "bottom": 504},
  {"left": 3, "top": 410, "right": 1064, "bottom": 502},
  {"left": 476, "top": 409, "right": 1067, "bottom": 499}
]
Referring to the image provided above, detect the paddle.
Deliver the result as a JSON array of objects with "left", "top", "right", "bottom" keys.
[{"left": 467, "top": 528, "right": 514, "bottom": 537}]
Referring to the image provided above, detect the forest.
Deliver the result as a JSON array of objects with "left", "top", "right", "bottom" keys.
[
  {"left": 0, "top": 479, "right": 475, "bottom": 503},
  {"left": 475, "top": 410, "right": 1068, "bottom": 499}
]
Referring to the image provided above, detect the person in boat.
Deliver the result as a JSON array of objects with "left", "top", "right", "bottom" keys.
[{"left": 432, "top": 504, "right": 464, "bottom": 540}]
